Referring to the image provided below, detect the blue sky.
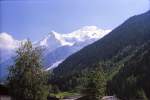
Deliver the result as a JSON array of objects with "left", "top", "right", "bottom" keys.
[{"left": 0, "top": 0, "right": 149, "bottom": 41}]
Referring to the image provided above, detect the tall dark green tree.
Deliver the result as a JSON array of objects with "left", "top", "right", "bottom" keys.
[{"left": 8, "top": 40, "right": 48, "bottom": 100}]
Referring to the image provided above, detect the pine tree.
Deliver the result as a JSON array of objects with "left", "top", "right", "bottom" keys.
[{"left": 8, "top": 40, "right": 48, "bottom": 100}]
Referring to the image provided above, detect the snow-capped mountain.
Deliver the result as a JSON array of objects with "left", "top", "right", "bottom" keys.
[
  {"left": 45, "top": 60, "right": 64, "bottom": 71},
  {"left": 37, "top": 26, "right": 110, "bottom": 49},
  {"left": 36, "top": 26, "right": 111, "bottom": 70},
  {"left": 0, "top": 26, "right": 111, "bottom": 80}
]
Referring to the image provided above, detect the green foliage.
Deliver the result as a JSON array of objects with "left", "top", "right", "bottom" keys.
[
  {"left": 8, "top": 40, "right": 49, "bottom": 100},
  {"left": 107, "top": 42, "right": 150, "bottom": 100},
  {"left": 50, "top": 92, "right": 78, "bottom": 99},
  {"left": 51, "top": 85, "right": 60, "bottom": 94},
  {"left": 81, "top": 68, "right": 106, "bottom": 99}
]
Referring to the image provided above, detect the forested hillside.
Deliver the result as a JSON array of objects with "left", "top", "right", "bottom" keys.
[
  {"left": 107, "top": 41, "right": 150, "bottom": 100},
  {"left": 54, "top": 11, "right": 150, "bottom": 77},
  {"left": 50, "top": 11, "right": 150, "bottom": 99}
]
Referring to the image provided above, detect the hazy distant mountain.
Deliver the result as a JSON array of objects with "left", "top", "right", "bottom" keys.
[{"left": 0, "top": 26, "right": 110, "bottom": 80}]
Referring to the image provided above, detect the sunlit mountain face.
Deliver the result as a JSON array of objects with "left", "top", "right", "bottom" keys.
[
  {"left": 0, "top": 26, "right": 111, "bottom": 80},
  {"left": 36, "top": 26, "right": 111, "bottom": 50}
]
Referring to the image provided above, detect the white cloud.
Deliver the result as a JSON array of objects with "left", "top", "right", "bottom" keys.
[{"left": 0, "top": 32, "right": 20, "bottom": 49}]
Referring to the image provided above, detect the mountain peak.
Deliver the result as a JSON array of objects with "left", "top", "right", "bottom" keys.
[{"left": 38, "top": 26, "right": 111, "bottom": 50}]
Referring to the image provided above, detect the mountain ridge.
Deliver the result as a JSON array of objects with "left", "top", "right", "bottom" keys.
[{"left": 53, "top": 11, "right": 150, "bottom": 77}]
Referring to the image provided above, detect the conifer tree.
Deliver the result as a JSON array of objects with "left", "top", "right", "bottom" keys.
[{"left": 8, "top": 40, "right": 48, "bottom": 100}]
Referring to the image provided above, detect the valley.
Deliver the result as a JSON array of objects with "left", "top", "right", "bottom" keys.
[{"left": 0, "top": 1, "right": 149, "bottom": 100}]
